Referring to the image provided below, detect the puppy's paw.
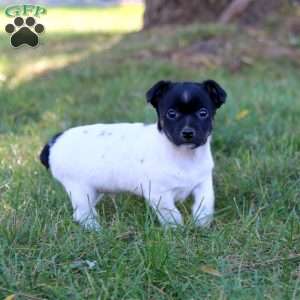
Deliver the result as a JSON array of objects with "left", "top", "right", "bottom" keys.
[
  {"left": 194, "top": 214, "right": 213, "bottom": 228},
  {"left": 162, "top": 222, "right": 183, "bottom": 230},
  {"left": 80, "top": 217, "right": 101, "bottom": 232}
]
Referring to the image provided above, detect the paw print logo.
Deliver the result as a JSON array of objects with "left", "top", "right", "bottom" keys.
[{"left": 5, "top": 16, "right": 44, "bottom": 48}]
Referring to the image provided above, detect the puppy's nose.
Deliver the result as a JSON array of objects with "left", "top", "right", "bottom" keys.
[{"left": 181, "top": 128, "right": 195, "bottom": 141}]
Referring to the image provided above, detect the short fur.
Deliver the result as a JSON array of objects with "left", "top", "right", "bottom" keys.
[{"left": 40, "top": 80, "right": 227, "bottom": 230}]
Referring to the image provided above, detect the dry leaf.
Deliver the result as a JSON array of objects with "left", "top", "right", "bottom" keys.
[
  {"left": 200, "top": 265, "right": 222, "bottom": 277},
  {"left": 236, "top": 109, "right": 249, "bottom": 120},
  {"left": 4, "top": 295, "right": 16, "bottom": 300},
  {"left": 70, "top": 259, "right": 97, "bottom": 270}
]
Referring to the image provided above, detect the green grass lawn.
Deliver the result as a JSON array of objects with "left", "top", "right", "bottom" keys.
[{"left": 0, "top": 5, "right": 300, "bottom": 300}]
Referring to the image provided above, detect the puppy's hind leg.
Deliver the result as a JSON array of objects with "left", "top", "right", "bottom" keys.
[{"left": 63, "top": 181, "right": 101, "bottom": 231}]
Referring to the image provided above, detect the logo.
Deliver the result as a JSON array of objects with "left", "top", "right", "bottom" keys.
[{"left": 4, "top": 4, "right": 47, "bottom": 48}]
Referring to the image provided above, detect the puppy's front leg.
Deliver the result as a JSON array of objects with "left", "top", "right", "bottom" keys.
[
  {"left": 148, "top": 193, "right": 183, "bottom": 227},
  {"left": 192, "top": 175, "right": 215, "bottom": 227}
]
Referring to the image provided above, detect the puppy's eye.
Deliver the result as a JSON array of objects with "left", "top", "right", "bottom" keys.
[
  {"left": 166, "top": 109, "right": 179, "bottom": 120},
  {"left": 197, "top": 108, "right": 209, "bottom": 119}
]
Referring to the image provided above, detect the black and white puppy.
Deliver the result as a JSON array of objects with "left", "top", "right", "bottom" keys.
[{"left": 40, "top": 80, "right": 226, "bottom": 230}]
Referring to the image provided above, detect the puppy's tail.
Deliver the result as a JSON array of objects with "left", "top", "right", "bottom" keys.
[{"left": 39, "top": 132, "right": 63, "bottom": 170}]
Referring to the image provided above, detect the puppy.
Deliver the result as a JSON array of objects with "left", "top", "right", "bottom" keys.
[{"left": 40, "top": 80, "right": 226, "bottom": 230}]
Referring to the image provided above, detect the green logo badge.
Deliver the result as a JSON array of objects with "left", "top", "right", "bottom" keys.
[{"left": 4, "top": 4, "right": 47, "bottom": 48}]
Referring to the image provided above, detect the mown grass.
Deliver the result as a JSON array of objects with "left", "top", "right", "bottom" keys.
[{"left": 0, "top": 5, "right": 300, "bottom": 300}]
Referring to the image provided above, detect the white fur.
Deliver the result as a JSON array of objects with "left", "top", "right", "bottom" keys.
[{"left": 49, "top": 123, "right": 215, "bottom": 230}]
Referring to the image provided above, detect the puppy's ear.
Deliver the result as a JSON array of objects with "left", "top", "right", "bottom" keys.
[
  {"left": 203, "top": 80, "right": 227, "bottom": 108},
  {"left": 146, "top": 80, "right": 172, "bottom": 108}
]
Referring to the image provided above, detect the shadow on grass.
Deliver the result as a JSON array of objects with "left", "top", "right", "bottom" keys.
[
  {"left": 0, "top": 31, "right": 127, "bottom": 133},
  {"left": 0, "top": 23, "right": 237, "bottom": 135}
]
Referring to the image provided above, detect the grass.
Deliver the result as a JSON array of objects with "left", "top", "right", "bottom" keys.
[{"left": 0, "top": 5, "right": 300, "bottom": 300}]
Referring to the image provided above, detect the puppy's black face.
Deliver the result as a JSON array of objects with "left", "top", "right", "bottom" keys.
[{"left": 146, "top": 80, "right": 227, "bottom": 148}]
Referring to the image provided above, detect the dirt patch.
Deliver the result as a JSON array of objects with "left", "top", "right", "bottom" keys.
[
  {"left": 172, "top": 33, "right": 300, "bottom": 72},
  {"left": 134, "top": 17, "right": 300, "bottom": 72}
]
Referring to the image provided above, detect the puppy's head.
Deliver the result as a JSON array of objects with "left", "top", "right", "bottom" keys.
[{"left": 146, "top": 80, "right": 227, "bottom": 148}]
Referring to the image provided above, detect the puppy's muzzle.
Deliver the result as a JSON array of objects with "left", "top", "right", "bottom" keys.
[{"left": 181, "top": 127, "right": 195, "bottom": 142}]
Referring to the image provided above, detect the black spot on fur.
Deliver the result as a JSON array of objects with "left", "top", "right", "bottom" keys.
[{"left": 40, "top": 132, "right": 63, "bottom": 170}]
